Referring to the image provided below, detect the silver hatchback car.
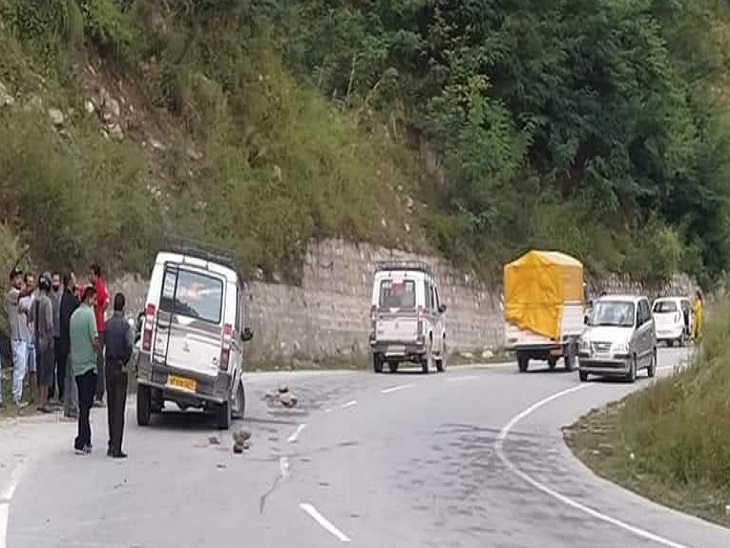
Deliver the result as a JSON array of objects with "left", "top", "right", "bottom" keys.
[{"left": 578, "top": 295, "right": 657, "bottom": 383}]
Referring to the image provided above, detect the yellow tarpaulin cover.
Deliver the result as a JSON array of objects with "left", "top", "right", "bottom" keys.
[{"left": 504, "top": 250, "right": 584, "bottom": 341}]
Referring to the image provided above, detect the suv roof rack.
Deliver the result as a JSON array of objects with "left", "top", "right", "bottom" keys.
[
  {"left": 161, "top": 235, "right": 241, "bottom": 277},
  {"left": 375, "top": 260, "right": 434, "bottom": 276}
]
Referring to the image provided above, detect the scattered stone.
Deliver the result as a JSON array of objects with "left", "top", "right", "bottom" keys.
[
  {"left": 481, "top": 349, "right": 494, "bottom": 360},
  {"left": 0, "top": 82, "right": 14, "bottom": 107},
  {"left": 208, "top": 436, "right": 221, "bottom": 445},
  {"left": 279, "top": 392, "right": 298, "bottom": 408},
  {"left": 278, "top": 384, "right": 289, "bottom": 394},
  {"left": 232, "top": 427, "right": 251, "bottom": 446},
  {"left": 233, "top": 444, "right": 244, "bottom": 454},
  {"left": 48, "top": 108, "right": 64, "bottom": 127},
  {"left": 216, "top": 463, "right": 227, "bottom": 469},
  {"left": 460, "top": 352, "right": 475, "bottom": 360},
  {"left": 242, "top": 439, "right": 251, "bottom": 450},
  {"left": 108, "top": 123, "right": 124, "bottom": 141}
]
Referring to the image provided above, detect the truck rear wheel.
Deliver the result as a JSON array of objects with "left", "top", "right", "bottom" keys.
[
  {"left": 137, "top": 384, "right": 151, "bottom": 426},
  {"left": 517, "top": 353, "right": 529, "bottom": 373}
]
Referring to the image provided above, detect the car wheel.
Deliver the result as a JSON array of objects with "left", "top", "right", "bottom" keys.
[
  {"left": 548, "top": 357, "right": 558, "bottom": 370},
  {"left": 517, "top": 352, "right": 529, "bottom": 373},
  {"left": 564, "top": 343, "right": 576, "bottom": 372},
  {"left": 679, "top": 332, "right": 687, "bottom": 347},
  {"left": 373, "top": 353, "right": 384, "bottom": 374},
  {"left": 388, "top": 361, "right": 399, "bottom": 374},
  {"left": 647, "top": 349, "right": 657, "bottom": 378},
  {"left": 136, "top": 384, "right": 151, "bottom": 427},
  {"left": 626, "top": 356, "right": 637, "bottom": 383},
  {"left": 232, "top": 380, "right": 245, "bottom": 420},
  {"left": 667, "top": 339, "right": 674, "bottom": 348},
  {"left": 579, "top": 370, "right": 589, "bottom": 382},
  {"left": 435, "top": 342, "right": 447, "bottom": 373}
]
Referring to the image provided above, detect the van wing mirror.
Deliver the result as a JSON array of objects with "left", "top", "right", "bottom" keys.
[
  {"left": 242, "top": 327, "right": 254, "bottom": 342},
  {"left": 438, "top": 304, "right": 447, "bottom": 313}
]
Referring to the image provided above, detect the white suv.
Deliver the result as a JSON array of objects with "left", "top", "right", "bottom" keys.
[{"left": 652, "top": 297, "right": 692, "bottom": 347}]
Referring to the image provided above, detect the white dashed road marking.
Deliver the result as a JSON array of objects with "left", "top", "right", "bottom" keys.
[
  {"left": 300, "top": 503, "right": 351, "bottom": 542},
  {"left": 279, "top": 457, "right": 290, "bottom": 480},
  {"left": 381, "top": 384, "right": 413, "bottom": 394},
  {"left": 340, "top": 400, "right": 358, "bottom": 409},
  {"left": 287, "top": 424, "right": 307, "bottom": 444}
]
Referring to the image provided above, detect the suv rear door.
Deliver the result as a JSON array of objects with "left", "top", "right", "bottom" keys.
[
  {"left": 155, "top": 264, "right": 225, "bottom": 378},
  {"left": 374, "top": 275, "right": 419, "bottom": 343}
]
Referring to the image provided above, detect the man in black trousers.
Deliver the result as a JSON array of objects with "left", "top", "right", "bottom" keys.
[{"left": 104, "top": 292, "right": 134, "bottom": 459}]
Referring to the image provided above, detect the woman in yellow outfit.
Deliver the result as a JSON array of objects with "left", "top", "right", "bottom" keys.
[{"left": 692, "top": 289, "right": 703, "bottom": 342}]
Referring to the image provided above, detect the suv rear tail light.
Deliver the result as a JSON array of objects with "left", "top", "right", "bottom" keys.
[
  {"left": 417, "top": 306, "right": 424, "bottom": 335},
  {"left": 220, "top": 323, "right": 233, "bottom": 371},
  {"left": 142, "top": 303, "right": 155, "bottom": 352}
]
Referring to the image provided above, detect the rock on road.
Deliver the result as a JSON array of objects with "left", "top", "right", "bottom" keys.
[{"left": 3, "top": 348, "right": 730, "bottom": 548}]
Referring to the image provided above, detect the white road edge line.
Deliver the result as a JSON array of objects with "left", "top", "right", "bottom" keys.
[
  {"left": 300, "top": 503, "right": 351, "bottom": 543},
  {"left": 381, "top": 384, "right": 413, "bottom": 394},
  {"left": 495, "top": 379, "right": 692, "bottom": 548},
  {"left": 340, "top": 400, "right": 358, "bottom": 409},
  {"left": 287, "top": 424, "right": 307, "bottom": 444},
  {"left": 0, "top": 462, "right": 25, "bottom": 548}
]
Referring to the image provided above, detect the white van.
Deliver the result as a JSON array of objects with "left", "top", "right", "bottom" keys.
[
  {"left": 652, "top": 296, "right": 692, "bottom": 347},
  {"left": 134, "top": 245, "right": 253, "bottom": 430},
  {"left": 368, "top": 260, "right": 447, "bottom": 374}
]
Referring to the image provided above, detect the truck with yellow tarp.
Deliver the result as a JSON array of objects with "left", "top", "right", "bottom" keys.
[{"left": 503, "top": 250, "right": 585, "bottom": 372}]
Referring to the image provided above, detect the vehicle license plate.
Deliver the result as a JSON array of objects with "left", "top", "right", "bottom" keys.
[
  {"left": 387, "top": 345, "right": 405, "bottom": 355},
  {"left": 550, "top": 348, "right": 563, "bottom": 356},
  {"left": 167, "top": 375, "right": 196, "bottom": 392}
]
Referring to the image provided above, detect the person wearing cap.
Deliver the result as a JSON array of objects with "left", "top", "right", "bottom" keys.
[
  {"left": 29, "top": 273, "right": 55, "bottom": 413},
  {"left": 70, "top": 285, "right": 102, "bottom": 454},
  {"left": 104, "top": 292, "right": 134, "bottom": 458},
  {"left": 5, "top": 267, "right": 31, "bottom": 407}
]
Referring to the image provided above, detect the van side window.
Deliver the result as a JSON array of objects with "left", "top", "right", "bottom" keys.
[
  {"left": 640, "top": 300, "right": 650, "bottom": 324},
  {"left": 424, "top": 280, "right": 432, "bottom": 311},
  {"left": 434, "top": 285, "right": 441, "bottom": 311}
]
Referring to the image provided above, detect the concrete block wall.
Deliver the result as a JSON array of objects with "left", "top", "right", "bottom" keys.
[{"left": 110, "top": 239, "right": 696, "bottom": 362}]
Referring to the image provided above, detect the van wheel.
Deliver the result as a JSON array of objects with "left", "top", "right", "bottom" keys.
[
  {"left": 422, "top": 344, "right": 433, "bottom": 374},
  {"left": 218, "top": 400, "right": 232, "bottom": 430},
  {"left": 388, "top": 361, "right": 399, "bottom": 373},
  {"left": 232, "top": 381, "right": 245, "bottom": 420},
  {"left": 517, "top": 353, "right": 529, "bottom": 373},
  {"left": 667, "top": 339, "right": 675, "bottom": 348},
  {"left": 137, "top": 385, "right": 151, "bottom": 427},
  {"left": 435, "top": 343, "right": 447, "bottom": 373},
  {"left": 579, "top": 370, "right": 589, "bottom": 382},
  {"left": 373, "top": 354, "right": 384, "bottom": 374}
]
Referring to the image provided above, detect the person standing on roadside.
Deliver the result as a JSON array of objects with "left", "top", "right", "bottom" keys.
[
  {"left": 692, "top": 289, "right": 704, "bottom": 342},
  {"left": 30, "top": 273, "right": 55, "bottom": 413},
  {"left": 60, "top": 271, "right": 79, "bottom": 419},
  {"left": 104, "top": 293, "right": 133, "bottom": 459},
  {"left": 70, "top": 285, "right": 101, "bottom": 454},
  {"left": 4, "top": 267, "right": 30, "bottom": 407},
  {"left": 50, "top": 272, "right": 63, "bottom": 402},
  {"left": 19, "top": 273, "right": 37, "bottom": 404},
  {"left": 90, "top": 264, "right": 109, "bottom": 406}
]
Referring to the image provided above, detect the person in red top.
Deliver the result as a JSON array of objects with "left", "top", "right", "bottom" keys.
[{"left": 90, "top": 264, "right": 109, "bottom": 405}]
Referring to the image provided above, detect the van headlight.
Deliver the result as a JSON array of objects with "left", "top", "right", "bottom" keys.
[
  {"left": 579, "top": 339, "right": 590, "bottom": 352},
  {"left": 612, "top": 342, "right": 628, "bottom": 354}
]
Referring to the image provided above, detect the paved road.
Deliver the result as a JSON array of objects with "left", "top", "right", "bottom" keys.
[{"left": 3, "top": 348, "right": 730, "bottom": 548}]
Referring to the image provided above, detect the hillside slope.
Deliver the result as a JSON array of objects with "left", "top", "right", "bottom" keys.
[{"left": 1, "top": 0, "right": 729, "bottom": 287}]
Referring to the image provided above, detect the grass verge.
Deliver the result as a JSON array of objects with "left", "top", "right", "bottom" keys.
[{"left": 565, "top": 300, "right": 730, "bottom": 528}]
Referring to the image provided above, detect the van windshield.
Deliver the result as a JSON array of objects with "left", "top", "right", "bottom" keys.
[
  {"left": 379, "top": 279, "right": 416, "bottom": 309},
  {"left": 588, "top": 301, "right": 635, "bottom": 328},
  {"left": 653, "top": 300, "right": 678, "bottom": 313},
  {"left": 160, "top": 268, "right": 224, "bottom": 323}
]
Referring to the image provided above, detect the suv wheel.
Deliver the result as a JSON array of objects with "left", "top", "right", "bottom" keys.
[
  {"left": 626, "top": 356, "right": 637, "bottom": 383},
  {"left": 137, "top": 384, "right": 151, "bottom": 426},
  {"left": 373, "top": 354, "right": 384, "bottom": 374},
  {"left": 218, "top": 400, "right": 232, "bottom": 430},
  {"left": 647, "top": 349, "right": 657, "bottom": 378},
  {"left": 435, "top": 342, "right": 447, "bottom": 373},
  {"left": 422, "top": 343, "right": 433, "bottom": 374},
  {"left": 232, "top": 381, "right": 246, "bottom": 420},
  {"left": 388, "top": 361, "right": 399, "bottom": 373}
]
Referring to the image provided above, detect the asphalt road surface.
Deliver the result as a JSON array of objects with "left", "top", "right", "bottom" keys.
[{"left": 3, "top": 347, "right": 730, "bottom": 548}]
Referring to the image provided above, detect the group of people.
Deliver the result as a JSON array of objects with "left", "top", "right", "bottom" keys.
[{"left": 3, "top": 264, "right": 134, "bottom": 458}]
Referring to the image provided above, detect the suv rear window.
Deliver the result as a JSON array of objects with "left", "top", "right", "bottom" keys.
[
  {"left": 653, "top": 300, "right": 678, "bottom": 313},
  {"left": 160, "top": 268, "right": 224, "bottom": 324},
  {"left": 379, "top": 279, "right": 416, "bottom": 309}
]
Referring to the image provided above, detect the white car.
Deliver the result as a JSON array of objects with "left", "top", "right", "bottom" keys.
[{"left": 652, "top": 297, "right": 692, "bottom": 347}]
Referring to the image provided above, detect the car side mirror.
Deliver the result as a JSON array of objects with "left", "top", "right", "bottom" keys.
[
  {"left": 438, "top": 304, "right": 447, "bottom": 313},
  {"left": 583, "top": 315, "right": 588, "bottom": 325},
  {"left": 242, "top": 327, "right": 254, "bottom": 342}
]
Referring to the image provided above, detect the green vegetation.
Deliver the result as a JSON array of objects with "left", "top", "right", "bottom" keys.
[
  {"left": 565, "top": 299, "right": 730, "bottom": 527},
  {"left": 0, "top": 0, "right": 730, "bottom": 287}
]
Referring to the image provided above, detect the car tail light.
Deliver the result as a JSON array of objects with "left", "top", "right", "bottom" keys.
[
  {"left": 219, "top": 323, "right": 233, "bottom": 371},
  {"left": 417, "top": 305, "right": 424, "bottom": 335},
  {"left": 142, "top": 303, "right": 155, "bottom": 352},
  {"left": 370, "top": 305, "right": 377, "bottom": 322}
]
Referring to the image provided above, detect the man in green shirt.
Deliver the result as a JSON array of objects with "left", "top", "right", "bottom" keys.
[{"left": 69, "top": 286, "right": 102, "bottom": 454}]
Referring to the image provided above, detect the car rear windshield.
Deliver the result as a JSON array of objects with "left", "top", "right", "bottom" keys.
[
  {"left": 379, "top": 278, "right": 416, "bottom": 309},
  {"left": 653, "top": 300, "right": 678, "bottom": 313},
  {"left": 588, "top": 301, "right": 635, "bottom": 328},
  {"left": 160, "top": 268, "right": 224, "bottom": 324}
]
